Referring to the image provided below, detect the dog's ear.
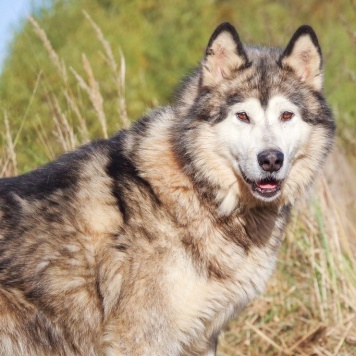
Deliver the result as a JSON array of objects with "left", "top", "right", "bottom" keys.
[
  {"left": 279, "top": 25, "right": 323, "bottom": 91},
  {"left": 201, "top": 22, "right": 249, "bottom": 88}
]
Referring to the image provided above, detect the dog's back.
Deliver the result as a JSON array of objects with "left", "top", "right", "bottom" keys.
[{"left": 0, "top": 137, "right": 121, "bottom": 354}]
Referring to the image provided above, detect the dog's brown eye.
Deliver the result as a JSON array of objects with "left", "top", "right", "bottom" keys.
[
  {"left": 281, "top": 111, "right": 294, "bottom": 121},
  {"left": 236, "top": 112, "right": 250, "bottom": 123}
]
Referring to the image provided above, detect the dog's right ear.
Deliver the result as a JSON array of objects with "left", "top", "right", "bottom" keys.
[{"left": 201, "top": 22, "right": 249, "bottom": 88}]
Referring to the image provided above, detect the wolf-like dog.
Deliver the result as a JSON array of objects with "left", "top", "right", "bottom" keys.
[{"left": 0, "top": 23, "right": 335, "bottom": 355}]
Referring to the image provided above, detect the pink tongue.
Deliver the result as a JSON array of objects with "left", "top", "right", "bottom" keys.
[{"left": 257, "top": 182, "right": 278, "bottom": 189}]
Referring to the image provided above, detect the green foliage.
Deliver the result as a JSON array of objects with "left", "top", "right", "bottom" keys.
[{"left": 1, "top": 0, "right": 356, "bottom": 169}]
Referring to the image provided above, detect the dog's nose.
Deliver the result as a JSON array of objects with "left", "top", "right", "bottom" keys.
[{"left": 257, "top": 149, "right": 284, "bottom": 172}]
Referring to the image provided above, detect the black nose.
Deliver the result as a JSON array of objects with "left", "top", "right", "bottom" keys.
[{"left": 257, "top": 149, "right": 284, "bottom": 172}]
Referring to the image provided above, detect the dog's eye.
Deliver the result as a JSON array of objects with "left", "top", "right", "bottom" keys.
[
  {"left": 236, "top": 112, "right": 250, "bottom": 123},
  {"left": 281, "top": 111, "right": 294, "bottom": 121}
]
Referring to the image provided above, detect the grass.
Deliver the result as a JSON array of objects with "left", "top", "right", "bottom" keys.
[{"left": 1, "top": 13, "right": 356, "bottom": 356}]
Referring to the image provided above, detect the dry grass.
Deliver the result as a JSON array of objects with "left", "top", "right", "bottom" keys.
[
  {"left": 28, "top": 16, "right": 68, "bottom": 84},
  {"left": 1, "top": 111, "right": 17, "bottom": 177},
  {"left": 27, "top": 15, "right": 129, "bottom": 145},
  {"left": 83, "top": 11, "right": 130, "bottom": 129},
  {"left": 71, "top": 54, "right": 108, "bottom": 138},
  {"left": 1, "top": 14, "right": 355, "bottom": 356}
]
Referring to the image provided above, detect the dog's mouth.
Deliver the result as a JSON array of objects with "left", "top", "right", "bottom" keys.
[
  {"left": 241, "top": 171, "right": 282, "bottom": 200},
  {"left": 253, "top": 177, "right": 282, "bottom": 197}
]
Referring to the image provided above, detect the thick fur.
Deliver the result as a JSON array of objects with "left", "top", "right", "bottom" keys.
[{"left": 0, "top": 23, "right": 335, "bottom": 355}]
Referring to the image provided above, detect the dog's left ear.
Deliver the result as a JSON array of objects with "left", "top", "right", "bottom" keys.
[
  {"left": 201, "top": 22, "right": 249, "bottom": 88},
  {"left": 279, "top": 25, "right": 323, "bottom": 91}
]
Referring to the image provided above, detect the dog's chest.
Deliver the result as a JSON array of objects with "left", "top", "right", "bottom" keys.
[{"left": 164, "top": 223, "right": 280, "bottom": 344}]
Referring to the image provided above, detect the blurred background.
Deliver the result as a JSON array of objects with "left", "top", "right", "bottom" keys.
[{"left": 0, "top": 0, "right": 355, "bottom": 354}]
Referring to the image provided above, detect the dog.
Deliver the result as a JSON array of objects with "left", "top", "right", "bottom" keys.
[{"left": 0, "top": 22, "right": 335, "bottom": 355}]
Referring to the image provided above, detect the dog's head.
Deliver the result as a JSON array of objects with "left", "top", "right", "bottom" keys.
[{"left": 176, "top": 23, "right": 335, "bottom": 213}]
